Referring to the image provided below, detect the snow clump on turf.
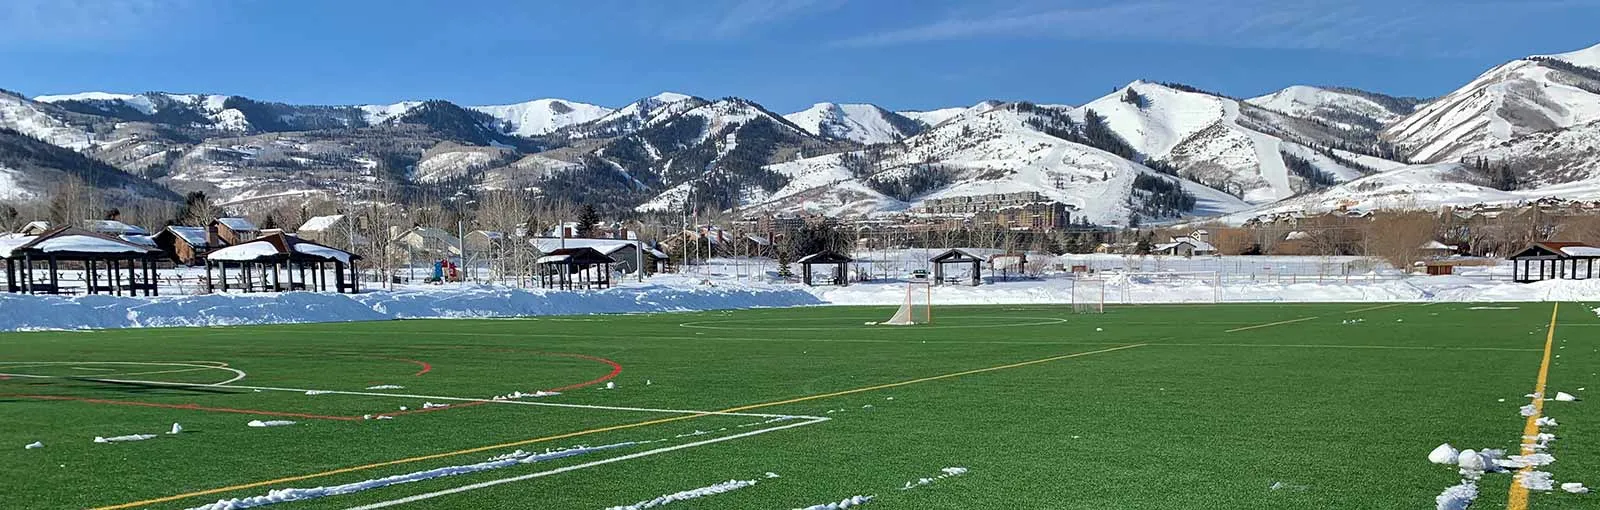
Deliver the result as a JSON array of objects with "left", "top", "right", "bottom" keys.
[
  {"left": 187, "top": 442, "right": 638, "bottom": 510},
  {"left": 304, "top": 390, "right": 331, "bottom": 395},
  {"left": 365, "top": 385, "right": 405, "bottom": 390},
  {"left": 492, "top": 390, "right": 558, "bottom": 400},
  {"left": 1429, "top": 444, "right": 1459, "bottom": 464},
  {"left": 1521, "top": 471, "right": 1556, "bottom": 491},
  {"left": 247, "top": 420, "right": 296, "bottom": 427},
  {"left": 1521, "top": 404, "right": 1538, "bottom": 417},
  {"left": 169, "top": 423, "right": 183, "bottom": 435},
  {"left": 1435, "top": 482, "right": 1477, "bottom": 510},
  {"left": 94, "top": 434, "right": 156, "bottom": 443},
  {"left": 1563, "top": 482, "right": 1590, "bottom": 494},
  {"left": 1554, "top": 392, "right": 1578, "bottom": 401},
  {"left": 1537, "top": 417, "right": 1559, "bottom": 427},
  {"left": 793, "top": 495, "right": 873, "bottom": 510},
  {"left": 603, "top": 478, "right": 760, "bottom": 510},
  {"left": 901, "top": 467, "right": 969, "bottom": 490},
  {"left": 24, "top": 441, "right": 42, "bottom": 449},
  {"left": 422, "top": 402, "right": 449, "bottom": 409}
]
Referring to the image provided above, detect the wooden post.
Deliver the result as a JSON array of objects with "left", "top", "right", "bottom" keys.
[{"left": 48, "top": 255, "right": 59, "bottom": 294}]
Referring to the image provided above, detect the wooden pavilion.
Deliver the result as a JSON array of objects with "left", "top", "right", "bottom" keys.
[
  {"left": 1508, "top": 241, "right": 1600, "bottom": 283},
  {"left": 203, "top": 232, "right": 361, "bottom": 293},
  {"left": 1, "top": 227, "right": 162, "bottom": 296},
  {"left": 929, "top": 249, "right": 990, "bottom": 286},
  {"left": 797, "top": 250, "right": 853, "bottom": 286},
  {"left": 535, "top": 247, "right": 614, "bottom": 290}
]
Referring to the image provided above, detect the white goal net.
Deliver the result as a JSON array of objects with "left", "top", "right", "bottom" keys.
[
  {"left": 1072, "top": 279, "right": 1105, "bottom": 314},
  {"left": 881, "top": 279, "right": 933, "bottom": 325}
]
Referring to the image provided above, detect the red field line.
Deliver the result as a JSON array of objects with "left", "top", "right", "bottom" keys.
[
  {"left": 3, "top": 394, "right": 361, "bottom": 421},
  {"left": 369, "top": 353, "right": 623, "bottom": 419},
  {"left": 371, "top": 356, "right": 432, "bottom": 376}
]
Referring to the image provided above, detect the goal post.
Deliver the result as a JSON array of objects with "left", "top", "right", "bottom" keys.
[
  {"left": 881, "top": 278, "right": 933, "bottom": 325},
  {"left": 1071, "top": 278, "right": 1105, "bottom": 314}
]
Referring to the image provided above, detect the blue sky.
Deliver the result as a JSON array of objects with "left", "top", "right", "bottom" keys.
[{"left": 2, "top": 0, "right": 1598, "bottom": 113}]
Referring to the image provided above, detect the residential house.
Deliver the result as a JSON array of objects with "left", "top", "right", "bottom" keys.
[
  {"left": 154, "top": 226, "right": 213, "bottom": 266},
  {"left": 211, "top": 217, "right": 259, "bottom": 246},
  {"left": 1153, "top": 234, "right": 1217, "bottom": 257},
  {"left": 390, "top": 225, "right": 462, "bottom": 260}
]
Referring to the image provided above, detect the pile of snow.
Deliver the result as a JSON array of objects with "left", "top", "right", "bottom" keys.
[
  {"left": 168, "top": 423, "right": 183, "bottom": 435},
  {"left": 492, "top": 390, "right": 559, "bottom": 400},
  {"left": 365, "top": 385, "right": 405, "bottom": 390},
  {"left": 1563, "top": 482, "right": 1590, "bottom": 494},
  {"left": 1521, "top": 471, "right": 1556, "bottom": 491},
  {"left": 1428, "top": 444, "right": 1459, "bottom": 464},
  {"left": 603, "top": 478, "right": 760, "bottom": 510},
  {"left": 94, "top": 434, "right": 156, "bottom": 443},
  {"left": 1436, "top": 482, "right": 1477, "bottom": 510},
  {"left": 901, "top": 466, "right": 969, "bottom": 490},
  {"left": 246, "top": 420, "right": 296, "bottom": 428},
  {"left": 1554, "top": 392, "right": 1578, "bottom": 401},
  {"left": 189, "top": 442, "right": 636, "bottom": 510},
  {"left": 0, "top": 279, "right": 821, "bottom": 332},
  {"left": 794, "top": 495, "right": 873, "bottom": 510},
  {"left": 24, "top": 441, "right": 42, "bottom": 449}
]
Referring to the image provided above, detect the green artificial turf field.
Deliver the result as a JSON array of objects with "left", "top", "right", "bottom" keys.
[{"left": 1, "top": 302, "right": 1597, "bottom": 510}]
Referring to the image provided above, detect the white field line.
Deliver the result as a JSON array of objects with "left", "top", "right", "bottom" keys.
[
  {"left": 0, "top": 374, "right": 806, "bottom": 420},
  {"left": 0, "top": 361, "right": 246, "bottom": 386},
  {"left": 1151, "top": 343, "right": 1542, "bottom": 352},
  {"left": 343, "top": 417, "right": 830, "bottom": 510}
]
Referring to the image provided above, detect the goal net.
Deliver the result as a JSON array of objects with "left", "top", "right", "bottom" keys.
[
  {"left": 1072, "top": 279, "right": 1105, "bottom": 314},
  {"left": 882, "top": 279, "right": 932, "bottom": 325}
]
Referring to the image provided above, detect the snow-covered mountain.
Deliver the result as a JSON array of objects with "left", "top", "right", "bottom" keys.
[
  {"left": 2, "top": 90, "right": 96, "bottom": 149},
  {"left": 897, "top": 107, "right": 967, "bottom": 127},
  {"left": 723, "top": 103, "right": 1250, "bottom": 224},
  {"left": 471, "top": 99, "right": 612, "bottom": 137},
  {"left": 1077, "top": 81, "right": 1377, "bottom": 203},
  {"left": 1383, "top": 43, "right": 1600, "bottom": 163},
  {"left": 783, "top": 103, "right": 924, "bottom": 144},
  {"left": 1246, "top": 86, "right": 1422, "bottom": 132}
]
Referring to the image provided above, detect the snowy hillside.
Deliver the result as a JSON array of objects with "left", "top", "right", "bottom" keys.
[
  {"left": 783, "top": 103, "right": 923, "bottom": 144},
  {"left": 471, "top": 99, "right": 612, "bottom": 136},
  {"left": 898, "top": 107, "right": 967, "bottom": 127},
  {"left": 358, "top": 101, "right": 424, "bottom": 124},
  {"left": 1246, "top": 86, "right": 1420, "bottom": 131},
  {"left": 1, "top": 91, "right": 95, "bottom": 150},
  {"left": 36, "top": 91, "right": 251, "bottom": 132},
  {"left": 730, "top": 105, "right": 1250, "bottom": 225},
  {"left": 1383, "top": 44, "right": 1600, "bottom": 163},
  {"left": 564, "top": 92, "right": 705, "bottom": 139},
  {"left": 1078, "top": 81, "right": 1369, "bottom": 203},
  {"left": 0, "top": 164, "right": 32, "bottom": 200}
]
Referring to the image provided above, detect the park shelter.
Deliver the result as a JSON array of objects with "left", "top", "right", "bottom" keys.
[
  {"left": 204, "top": 232, "right": 361, "bottom": 293},
  {"left": 1508, "top": 241, "right": 1599, "bottom": 283},
  {"left": 535, "top": 247, "right": 614, "bottom": 290},
  {"left": 929, "top": 249, "right": 990, "bottom": 286},
  {"left": 154, "top": 226, "right": 213, "bottom": 266},
  {"left": 1, "top": 226, "right": 162, "bottom": 296},
  {"left": 797, "top": 250, "right": 853, "bottom": 286}
]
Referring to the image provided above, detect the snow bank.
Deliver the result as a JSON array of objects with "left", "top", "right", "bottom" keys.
[
  {"left": 813, "top": 274, "right": 1600, "bottom": 306},
  {"left": 0, "top": 281, "right": 820, "bottom": 332},
  {"left": 604, "top": 478, "right": 759, "bottom": 510},
  {"left": 1429, "top": 444, "right": 1459, "bottom": 464}
]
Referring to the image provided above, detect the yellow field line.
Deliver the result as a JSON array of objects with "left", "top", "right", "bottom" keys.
[
  {"left": 1224, "top": 316, "right": 1320, "bottom": 333},
  {"left": 93, "top": 343, "right": 1146, "bottom": 510},
  {"left": 1508, "top": 303, "right": 1560, "bottom": 510},
  {"left": 1343, "top": 302, "right": 1410, "bottom": 314}
]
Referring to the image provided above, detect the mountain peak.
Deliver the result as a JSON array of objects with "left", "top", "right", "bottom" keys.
[
  {"left": 1533, "top": 41, "right": 1600, "bottom": 69},
  {"left": 650, "top": 92, "right": 695, "bottom": 104}
]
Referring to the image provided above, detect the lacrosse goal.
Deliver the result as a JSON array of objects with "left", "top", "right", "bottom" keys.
[
  {"left": 1072, "top": 278, "right": 1105, "bottom": 314},
  {"left": 881, "top": 277, "right": 933, "bottom": 325}
]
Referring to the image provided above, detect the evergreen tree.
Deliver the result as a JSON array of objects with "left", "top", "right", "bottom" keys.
[
  {"left": 1122, "top": 88, "right": 1147, "bottom": 108},
  {"left": 576, "top": 204, "right": 601, "bottom": 238}
]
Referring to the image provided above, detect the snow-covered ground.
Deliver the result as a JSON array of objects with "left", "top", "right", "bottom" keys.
[{"left": 0, "top": 254, "right": 1594, "bottom": 332}]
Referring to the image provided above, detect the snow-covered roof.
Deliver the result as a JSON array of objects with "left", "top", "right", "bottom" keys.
[
  {"left": 1285, "top": 231, "right": 1311, "bottom": 240},
  {"left": 298, "top": 215, "right": 345, "bottom": 232},
  {"left": 1168, "top": 236, "right": 1217, "bottom": 252},
  {"left": 164, "top": 226, "right": 210, "bottom": 247},
  {"left": 1420, "top": 240, "right": 1453, "bottom": 250},
  {"left": 215, "top": 217, "right": 257, "bottom": 232},
  {"left": 470, "top": 230, "right": 506, "bottom": 240},
  {"left": 83, "top": 220, "right": 148, "bottom": 236},
  {"left": 32, "top": 234, "right": 155, "bottom": 256},
  {"left": 206, "top": 240, "right": 282, "bottom": 262},
  {"left": 0, "top": 237, "right": 30, "bottom": 258},
  {"left": 745, "top": 233, "right": 771, "bottom": 246},
  {"left": 120, "top": 234, "right": 156, "bottom": 248},
  {"left": 293, "top": 242, "right": 352, "bottom": 264},
  {"left": 1563, "top": 246, "right": 1600, "bottom": 257},
  {"left": 530, "top": 238, "right": 635, "bottom": 256}
]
